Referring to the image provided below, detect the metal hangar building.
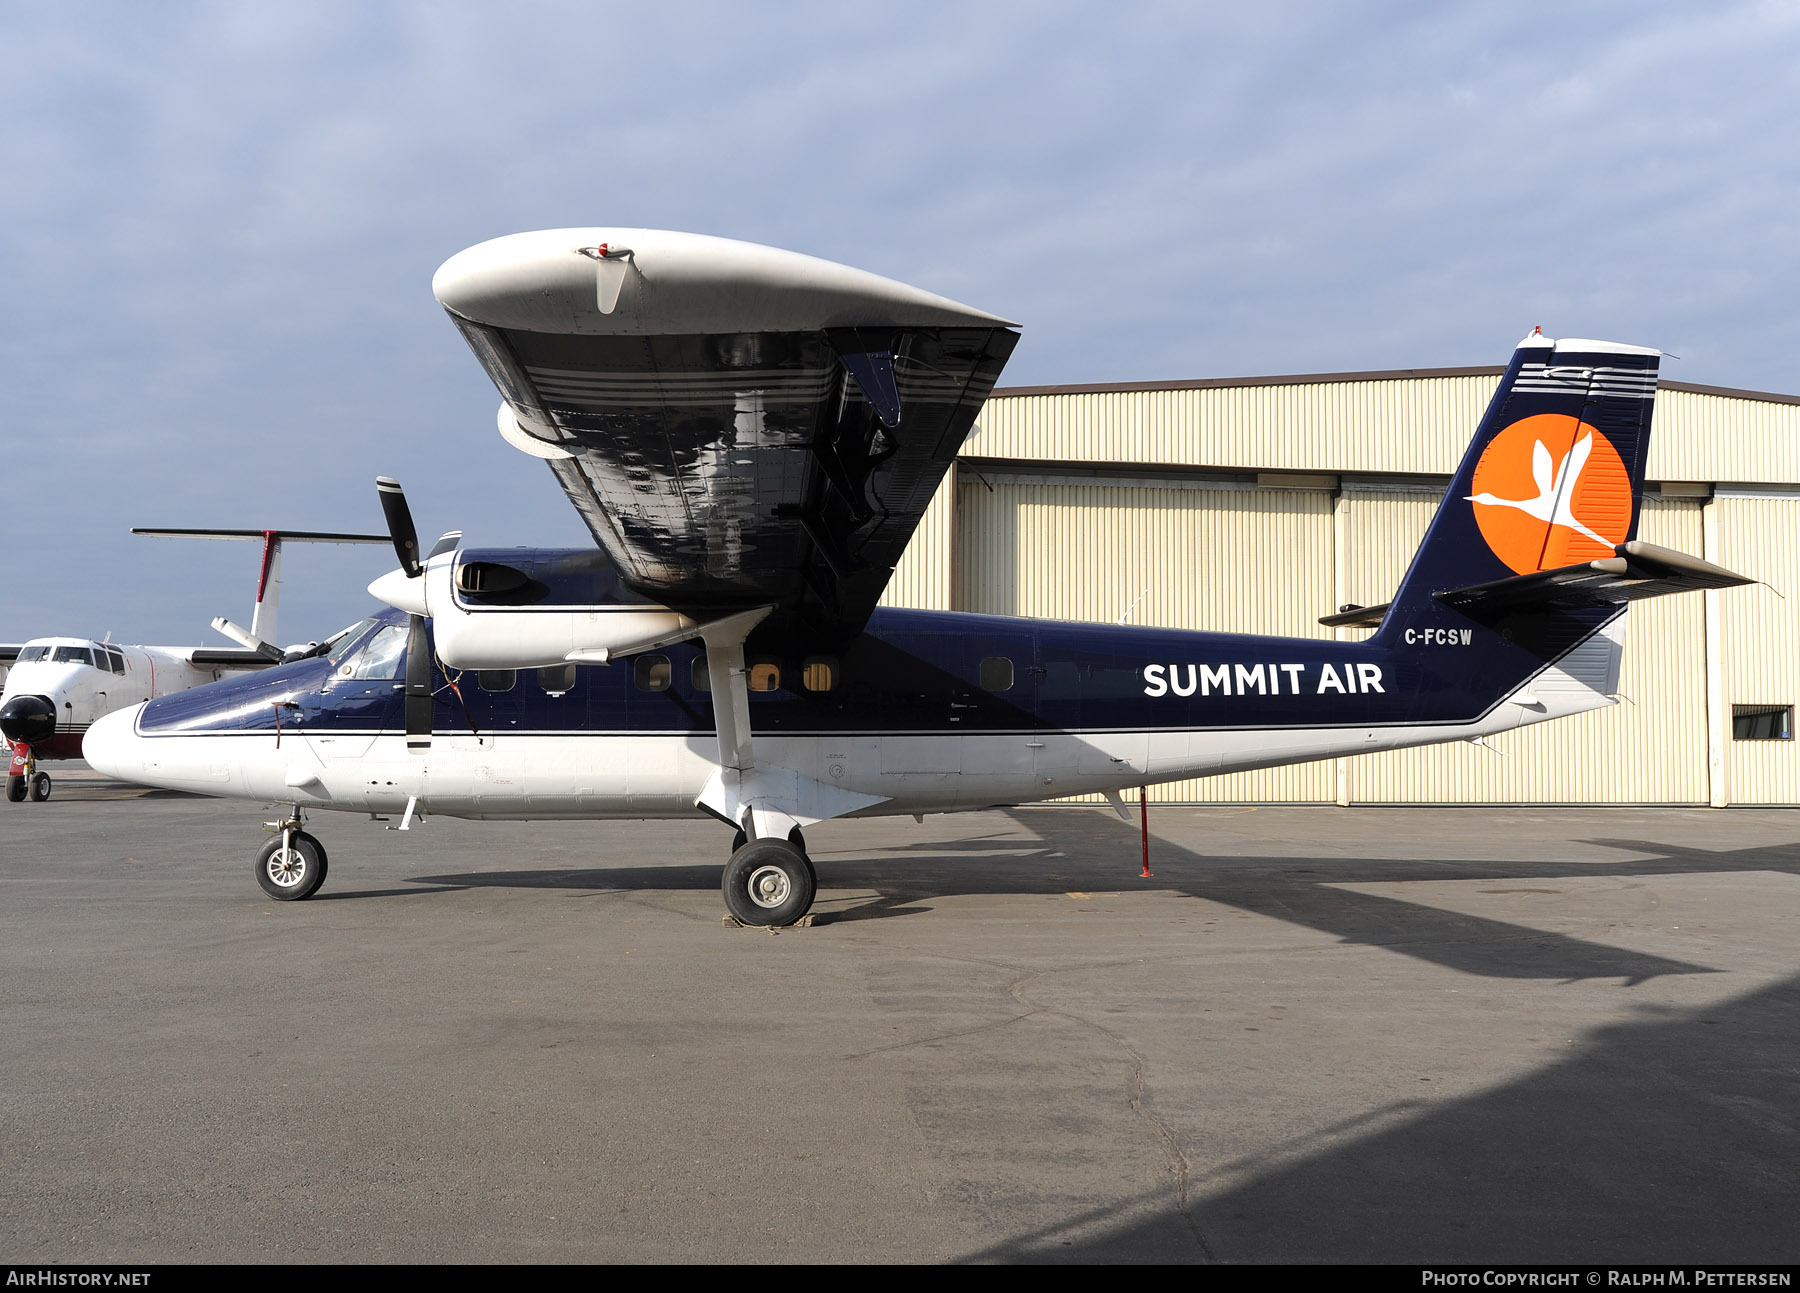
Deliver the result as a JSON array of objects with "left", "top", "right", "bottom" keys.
[{"left": 879, "top": 364, "right": 1800, "bottom": 807}]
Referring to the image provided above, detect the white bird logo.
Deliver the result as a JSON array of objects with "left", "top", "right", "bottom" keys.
[{"left": 1466, "top": 431, "right": 1612, "bottom": 548}]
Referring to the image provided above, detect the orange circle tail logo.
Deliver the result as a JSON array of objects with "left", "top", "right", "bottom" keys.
[{"left": 1466, "top": 414, "right": 1632, "bottom": 575}]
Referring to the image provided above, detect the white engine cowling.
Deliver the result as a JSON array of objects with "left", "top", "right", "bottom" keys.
[{"left": 368, "top": 548, "right": 697, "bottom": 671}]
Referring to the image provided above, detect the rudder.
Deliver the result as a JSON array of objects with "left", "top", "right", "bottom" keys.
[{"left": 1374, "top": 331, "right": 1661, "bottom": 644}]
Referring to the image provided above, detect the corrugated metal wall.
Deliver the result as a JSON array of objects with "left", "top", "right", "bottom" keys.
[
  {"left": 879, "top": 465, "right": 956, "bottom": 612},
  {"left": 966, "top": 377, "right": 1498, "bottom": 477},
  {"left": 953, "top": 472, "right": 1337, "bottom": 802},
  {"left": 871, "top": 375, "right": 1800, "bottom": 805},
  {"left": 1338, "top": 495, "right": 1708, "bottom": 804},
  {"left": 1712, "top": 493, "right": 1800, "bottom": 804},
  {"left": 1654, "top": 392, "right": 1800, "bottom": 485},
  {"left": 967, "top": 380, "right": 1800, "bottom": 485}
]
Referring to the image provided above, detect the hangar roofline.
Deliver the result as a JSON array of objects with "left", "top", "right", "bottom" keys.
[{"left": 991, "top": 367, "right": 1800, "bottom": 407}]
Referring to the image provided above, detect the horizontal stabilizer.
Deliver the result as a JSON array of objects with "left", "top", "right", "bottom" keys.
[
  {"left": 188, "top": 647, "right": 283, "bottom": 667},
  {"left": 1319, "top": 603, "right": 1388, "bottom": 629},
  {"left": 132, "top": 528, "right": 389, "bottom": 544},
  {"left": 1435, "top": 541, "right": 1752, "bottom": 613},
  {"left": 1323, "top": 542, "right": 1749, "bottom": 627}
]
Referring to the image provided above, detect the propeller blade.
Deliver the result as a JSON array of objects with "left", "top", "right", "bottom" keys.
[
  {"left": 376, "top": 476, "right": 422, "bottom": 579},
  {"left": 404, "top": 613, "right": 432, "bottom": 752}
]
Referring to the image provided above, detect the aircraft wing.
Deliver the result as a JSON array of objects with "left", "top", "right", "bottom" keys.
[
  {"left": 433, "top": 229, "right": 1019, "bottom": 637},
  {"left": 0, "top": 645, "right": 19, "bottom": 665}
]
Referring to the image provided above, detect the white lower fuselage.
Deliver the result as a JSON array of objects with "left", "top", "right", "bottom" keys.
[{"left": 85, "top": 620, "right": 1621, "bottom": 820}]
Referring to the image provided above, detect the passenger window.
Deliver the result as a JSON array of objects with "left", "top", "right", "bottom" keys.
[
  {"left": 343, "top": 626, "right": 407, "bottom": 680},
  {"left": 478, "top": 669, "right": 515, "bottom": 693},
  {"left": 635, "top": 655, "right": 672, "bottom": 692},
  {"left": 980, "top": 656, "right": 1015, "bottom": 692},
  {"left": 748, "top": 660, "right": 781, "bottom": 693},
  {"left": 538, "top": 664, "right": 575, "bottom": 695},
  {"left": 691, "top": 655, "right": 712, "bottom": 692},
  {"left": 802, "top": 657, "right": 837, "bottom": 692}
]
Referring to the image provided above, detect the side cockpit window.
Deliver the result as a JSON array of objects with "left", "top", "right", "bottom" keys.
[
  {"left": 328, "top": 619, "right": 380, "bottom": 667},
  {"left": 106, "top": 648, "right": 126, "bottom": 674},
  {"left": 339, "top": 625, "right": 407, "bottom": 681}
]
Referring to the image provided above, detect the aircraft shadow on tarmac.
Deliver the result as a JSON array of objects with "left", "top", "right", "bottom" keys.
[
  {"left": 959, "top": 965, "right": 1800, "bottom": 1265},
  {"left": 390, "top": 811, "right": 1767, "bottom": 985},
  {"left": 386, "top": 812, "right": 1800, "bottom": 1263}
]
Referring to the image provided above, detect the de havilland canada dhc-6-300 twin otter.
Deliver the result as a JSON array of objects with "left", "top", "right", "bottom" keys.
[
  {"left": 2, "top": 528, "right": 385, "bottom": 803},
  {"left": 83, "top": 228, "right": 1753, "bottom": 926}
]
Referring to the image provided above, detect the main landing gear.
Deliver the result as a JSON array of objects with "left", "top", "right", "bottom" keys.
[
  {"left": 722, "top": 827, "right": 816, "bottom": 927},
  {"left": 256, "top": 810, "right": 329, "bottom": 901}
]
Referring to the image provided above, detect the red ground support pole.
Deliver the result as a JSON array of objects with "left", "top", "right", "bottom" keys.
[{"left": 1139, "top": 785, "right": 1153, "bottom": 878}]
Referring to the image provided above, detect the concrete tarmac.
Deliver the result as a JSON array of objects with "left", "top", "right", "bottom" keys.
[{"left": 2, "top": 769, "right": 1798, "bottom": 1264}]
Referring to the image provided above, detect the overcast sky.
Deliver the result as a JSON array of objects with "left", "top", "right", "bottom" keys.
[{"left": 3, "top": 1, "right": 1798, "bottom": 644}]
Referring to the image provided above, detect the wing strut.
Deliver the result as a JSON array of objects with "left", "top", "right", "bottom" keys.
[{"left": 689, "top": 606, "right": 888, "bottom": 838}]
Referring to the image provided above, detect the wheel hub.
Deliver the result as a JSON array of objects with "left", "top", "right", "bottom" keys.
[
  {"left": 747, "top": 864, "right": 792, "bottom": 908},
  {"left": 266, "top": 848, "right": 306, "bottom": 887}
]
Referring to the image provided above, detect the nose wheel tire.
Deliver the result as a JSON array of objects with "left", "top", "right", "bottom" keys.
[
  {"left": 29, "top": 772, "right": 51, "bottom": 802},
  {"left": 5, "top": 775, "right": 23, "bottom": 803},
  {"left": 256, "top": 832, "right": 328, "bottom": 901},
  {"left": 722, "top": 838, "right": 816, "bottom": 927}
]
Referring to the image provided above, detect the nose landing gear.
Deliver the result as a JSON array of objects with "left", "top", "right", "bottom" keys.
[
  {"left": 256, "top": 810, "right": 329, "bottom": 901},
  {"left": 7, "top": 741, "right": 44, "bottom": 803}
]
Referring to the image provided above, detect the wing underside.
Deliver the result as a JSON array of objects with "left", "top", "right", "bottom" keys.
[
  {"left": 435, "top": 230, "right": 1018, "bottom": 638},
  {"left": 461, "top": 320, "right": 1015, "bottom": 632}
]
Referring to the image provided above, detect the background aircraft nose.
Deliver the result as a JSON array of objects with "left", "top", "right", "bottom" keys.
[
  {"left": 82, "top": 704, "right": 147, "bottom": 781},
  {"left": 0, "top": 694, "right": 57, "bottom": 744}
]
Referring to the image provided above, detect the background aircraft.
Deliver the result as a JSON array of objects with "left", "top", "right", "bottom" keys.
[
  {"left": 2, "top": 528, "right": 384, "bottom": 802},
  {"left": 82, "top": 230, "right": 1750, "bottom": 923}
]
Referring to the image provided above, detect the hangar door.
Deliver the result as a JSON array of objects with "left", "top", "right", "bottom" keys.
[
  {"left": 954, "top": 472, "right": 1337, "bottom": 803},
  {"left": 1335, "top": 491, "right": 1708, "bottom": 804},
  {"left": 1713, "top": 494, "right": 1800, "bottom": 805}
]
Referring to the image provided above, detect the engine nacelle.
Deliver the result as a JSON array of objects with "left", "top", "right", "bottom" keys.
[{"left": 369, "top": 545, "right": 696, "bottom": 671}]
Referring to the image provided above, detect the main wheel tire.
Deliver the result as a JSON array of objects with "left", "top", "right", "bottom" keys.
[
  {"left": 5, "top": 775, "right": 24, "bottom": 803},
  {"left": 731, "top": 827, "right": 748, "bottom": 853},
  {"left": 786, "top": 826, "right": 818, "bottom": 886},
  {"left": 30, "top": 772, "right": 51, "bottom": 802},
  {"left": 722, "top": 838, "right": 816, "bottom": 927},
  {"left": 255, "top": 832, "right": 327, "bottom": 901}
]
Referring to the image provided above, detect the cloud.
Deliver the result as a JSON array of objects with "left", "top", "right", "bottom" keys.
[{"left": 2, "top": 1, "right": 1798, "bottom": 640}]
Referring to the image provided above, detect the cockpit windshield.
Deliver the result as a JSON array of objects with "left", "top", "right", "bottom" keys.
[
  {"left": 51, "top": 646, "right": 95, "bottom": 666},
  {"left": 340, "top": 624, "right": 408, "bottom": 681},
  {"left": 17, "top": 645, "right": 46, "bottom": 663},
  {"left": 328, "top": 619, "right": 380, "bottom": 666}
]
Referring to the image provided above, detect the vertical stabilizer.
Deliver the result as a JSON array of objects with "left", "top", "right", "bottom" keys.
[{"left": 1374, "top": 332, "right": 1660, "bottom": 644}]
